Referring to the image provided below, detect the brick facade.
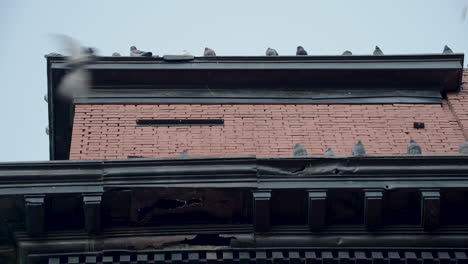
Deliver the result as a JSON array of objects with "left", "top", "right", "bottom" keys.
[{"left": 69, "top": 71, "right": 468, "bottom": 160}]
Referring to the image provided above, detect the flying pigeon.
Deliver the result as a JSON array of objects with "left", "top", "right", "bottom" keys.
[
  {"left": 352, "top": 140, "right": 366, "bottom": 155},
  {"left": 43, "top": 94, "right": 48, "bottom": 103},
  {"left": 293, "top": 144, "right": 308, "bottom": 156},
  {"left": 296, "top": 46, "right": 308, "bottom": 55},
  {"left": 324, "top": 148, "right": 336, "bottom": 157},
  {"left": 204, "top": 47, "right": 216, "bottom": 56},
  {"left": 45, "top": 126, "right": 49, "bottom": 135},
  {"left": 178, "top": 150, "right": 190, "bottom": 158},
  {"left": 266, "top": 47, "right": 279, "bottom": 56},
  {"left": 130, "top": 46, "right": 152, "bottom": 57},
  {"left": 181, "top": 50, "right": 191, "bottom": 55},
  {"left": 407, "top": 139, "right": 422, "bottom": 154},
  {"left": 443, "top": 45, "right": 453, "bottom": 54},
  {"left": 373, "top": 46, "right": 384, "bottom": 55},
  {"left": 52, "top": 34, "right": 96, "bottom": 99},
  {"left": 112, "top": 52, "right": 121, "bottom": 57},
  {"left": 342, "top": 50, "right": 353, "bottom": 56},
  {"left": 459, "top": 141, "right": 468, "bottom": 154}
]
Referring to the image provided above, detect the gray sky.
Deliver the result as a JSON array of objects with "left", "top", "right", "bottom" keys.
[{"left": 0, "top": 0, "right": 467, "bottom": 162}]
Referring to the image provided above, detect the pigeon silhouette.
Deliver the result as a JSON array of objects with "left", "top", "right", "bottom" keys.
[
  {"left": 293, "top": 144, "right": 308, "bottom": 156},
  {"left": 52, "top": 34, "right": 96, "bottom": 99},
  {"left": 296, "top": 46, "right": 308, "bottom": 55},
  {"left": 352, "top": 140, "right": 366, "bottom": 155},
  {"left": 443, "top": 45, "right": 453, "bottom": 54},
  {"left": 204, "top": 47, "right": 216, "bottom": 56},
  {"left": 178, "top": 150, "right": 190, "bottom": 158},
  {"left": 112, "top": 52, "right": 121, "bottom": 57},
  {"left": 373, "top": 46, "right": 384, "bottom": 55},
  {"left": 266, "top": 47, "right": 279, "bottom": 56},
  {"left": 130, "top": 46, "right": 152, "bottom": 57},
  {"left": 459, "top": 141, "right": 468, "bottom": 154},
  {"left": 324, "top": 148, "right": 336, "bottom": 157},
  {"left": 342, "top": 50, "right": 353, "bottom": 56},
  {"left": 43, "top": 94, "right": 48, "bottom": 103},
  {"left": 407, "top": 139, "right": 422, "bottom": 154}
]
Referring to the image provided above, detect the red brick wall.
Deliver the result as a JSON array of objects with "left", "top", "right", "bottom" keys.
[
  {"left": 70, "top": 100, "right": 467, "bottom": 160},
  {"left": 446, "top": 70, "right": 468, "bottom": 140}
]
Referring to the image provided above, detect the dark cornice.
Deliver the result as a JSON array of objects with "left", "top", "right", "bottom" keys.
[{"left": 2, "top": 155, "right": 468, "bottom": 195}]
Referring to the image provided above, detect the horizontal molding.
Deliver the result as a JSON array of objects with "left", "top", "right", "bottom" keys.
[{"left": 1, "top": 156, "right": 468, "bottom": 195}]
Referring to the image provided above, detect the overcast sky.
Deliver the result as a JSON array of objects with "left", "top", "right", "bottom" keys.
[{"left": 0, "top": 0, "right": 467, "bottom": 162}]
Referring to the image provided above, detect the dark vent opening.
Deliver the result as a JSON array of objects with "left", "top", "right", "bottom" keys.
[{"left": 136, "top": 119, "right": 224, "bottom": 126}]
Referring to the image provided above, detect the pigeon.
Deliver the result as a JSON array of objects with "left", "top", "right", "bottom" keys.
[
  {"left": 178, "top": 150, "right": 190, "bottom": 158},
  {"left": 266, "top": 47, "right": 279, "bottom": 56},
  {"left": 443, "top": 45, "right": 453, "bottom": 54},
  {"left": 181, "top": 50, "right": 191, "bottom": 55},
  {"left": 43, "top": 94, "right": 48, "bottom": 103},
  {"left": 112, "top": 52, "right": 121, "bottom": 57},
  {"left": 130, "top": 46, "right": 152, "bottom": 57},
  {"left": 204, "top": 47, "right": 216, "bottom": 56},
  {"left": 324, "top": 148, "right": 336, "bottom": 157},
  {"left": 352, "top": 140, "right": 366, "bottom": 155},
  {"left": 47, "top": 52, "right": 63, "bottom": 57},
  {"left": 373, "top": 46, "right": 384, "bottom": 55},
  {"left": 342, "top": 50, "right": 353, "bottom": 56},
  {"left": 407, "top": 139, "right": 422, "bottom": 154},
  {"left": 293, "top": 144, "right": 308, "bottom": 156},
  {"left": 45, "top": 126, "right": 49, "bottom": 135},
  {"left": 459, "top": 141, "right": 468, "bottom": 154},
  {"left": 52, "top": 34, "right": 96, "bottom": 99},
  {"left": 296, "top": 46, "right": 308, "bottom": 55}
]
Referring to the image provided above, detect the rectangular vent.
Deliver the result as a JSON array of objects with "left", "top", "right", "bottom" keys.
[{"left": 136, "top": 119, "right": 224, "bottom": 126}]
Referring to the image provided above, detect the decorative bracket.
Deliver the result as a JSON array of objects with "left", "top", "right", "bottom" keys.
[
  {"left": 83, "top": 193, "right": 102, "bottom": 234},
  {"left": 420, "top": 189, "right": 440, "bottom": 231},
  {"left": 252, "top": 190, "right": 271, "bottom": 232},
  {"left": 24, "top": 194, "right": 45, "bottom": 235},
  {"left": 364, "top": 189, "right": 383, "bottom": 230},
  {"left": 307, "top": 189, "right": 327, "bottom": 231}
]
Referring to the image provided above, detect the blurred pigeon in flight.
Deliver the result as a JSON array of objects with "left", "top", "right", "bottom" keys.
[
  {"left": 352, "top": 140, "right": 366, "bottom": 155},
  {"left": 181, "top": 50, "right": 191, "bottom": 55},
  {"left": 52, "top": 34, "right": 96, "bottom": 99},
  {"left": 204, "top": 47, "right": 216, "bottom": 56},
  {"left": 342, "top": 50, "right": 353, "bottom": 56},
  {"left": 407, "top": 139, "right": 422, "bottom": 154},
  {"left": 296, "top": 46, "right": 308, "bottom": 55},
  {"left": 293, "top": 144, "right": 308, "bottom": 156},
  {"left": 373, "top": 46, "right": 384, "bottom": 55},
  {"left": 443, "top": 45, "right": 453, "bottom": 54},
  {"left": 324, "top": 148, "right": 336, "bottom": 157},
  {"left": 130, "top": 46, "right": 152, "bottom": 57},
  {"left": 266, "top": 47, "right": 279, "bottom": 56}
]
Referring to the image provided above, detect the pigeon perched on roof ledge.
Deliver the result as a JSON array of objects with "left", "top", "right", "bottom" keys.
[
  {"left": 296, "top": 46, "right": 308, "bottom": 55},
  {"left": 459, "top": 141, "right": 468, "bottom": 154},
  {"left": 352, "top": 140, "right": 366, "bottom": 156},
  {"left": 130, "top": 46, "right": 152, "bottom": 57},
  {"left": 112, "top": 52, "right": 121, "bottom": 57},
  {"left": 293, "top": 144, "right": 308, "bottom": 156},
  {"left": 443, "top": 45, "right": 453, "bottom": 54},
  {"left": 373, "top": 46, "right": 384, "bottom": 55},
  {"left": 266, "top": 47, "right": 279, "bottom": 56},
  {"left": 204, "top": 47, "right": 216, "bottom": 56},
  {"left": 342, "top": 50, "right": 353, "bottom": 56},
  {"left": 324, "top": 148, "right": 336, "bottom": 157},
  {"left": 178, "top": 150, "right": 190, "bottom": 158},
  {"left": 407, "top": 139, "right": 422, "bottom": 154}
]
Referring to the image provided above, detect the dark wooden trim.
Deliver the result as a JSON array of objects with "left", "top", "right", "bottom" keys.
[
  {"left": 24, "top": 194, "right": 45, "bottom": 235},
  {"left": 421, "top": 189, "right": 441, "bottom": 231},
  {"left": 364, "top": 189, "right": 383, "bottom": 230},
  {"left": 252, "top": 190, "right": 271, "bottom": 232},
  {"left": 307, "top": 190, "right": 327, "bottom": 231}
]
